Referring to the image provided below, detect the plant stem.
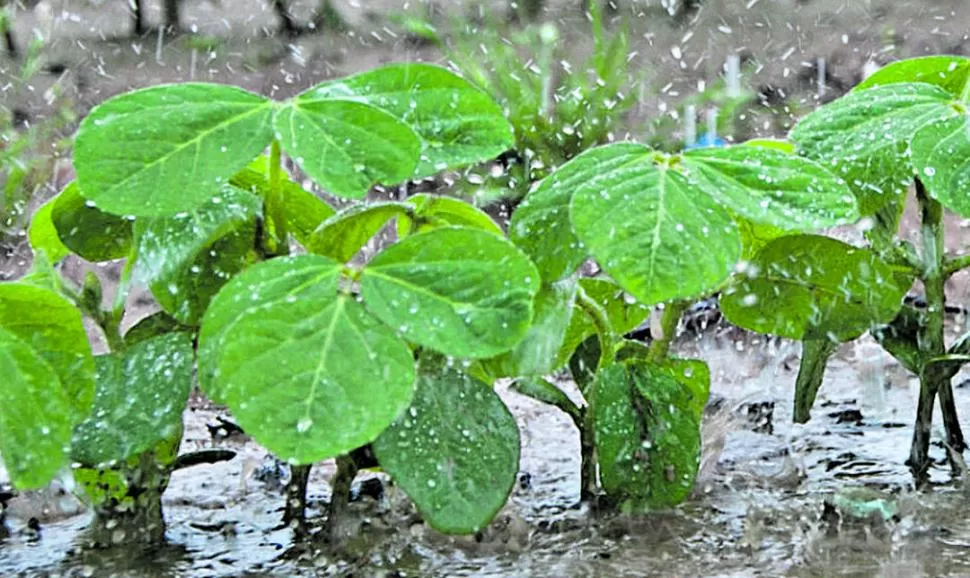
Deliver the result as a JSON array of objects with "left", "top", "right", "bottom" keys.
[
  {"left": 282, "top": 464, "right": 311, "bottom": 538},
  {"left": 647, "top": 301, "right": 688, "bottom": 364},
  {"left": 910, "top": 178, "right": 965, "bottom": 483},
  {"left": 327, "top": 454, "right": 359, "bottom": 544},
  {"left": 263, "top": 140, "right": 288, "bottom": 256},
  {"left": 943, "top": 252, "right": 970, "bottom": 278},
  {"left": 575, "top": 285, "right": 617, "bottom": 368}
]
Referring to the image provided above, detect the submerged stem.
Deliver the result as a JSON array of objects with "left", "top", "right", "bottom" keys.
[
  {"left": 282, "top": 464, "right": 311, "bottom": 538},
  {"left": 327, "top": 454, "right": 359, "bottom": 544}
]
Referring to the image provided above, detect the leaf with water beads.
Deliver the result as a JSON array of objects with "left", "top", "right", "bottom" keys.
[
  {"left": 49, "top": 182, "right": 133, "bottom": 262},
  {"left": 855, "top": 56, "right": 970, "bottom": 98},
  {"left": 306, "top": 202, "right": 412, "bottom": 263},
  {"left": 720, "top": 235, "right": 911, "bottom": 341},
  {"left": 360, "top": 227, "right": 540, "bottom": 359},
  {"left": 910, "top": 114, "right": 970, "bottom": 218},
  {"left": 72, "top": 333, "right": 194, "bottom": 467},
  {"left": 73, "top": 83, "right": 276, "bottom": 217},
  {"left": 0, "top": 328, "right": 73, "bottom": 489},
  {"left": 198, "top": 255, "right": 416, "bottom": 464},
  {"left": 373, "top": 353, "right": 520, "bottom": 535},
  {"left": 397, "top": 193, "right": 503, "bottom": 238}
]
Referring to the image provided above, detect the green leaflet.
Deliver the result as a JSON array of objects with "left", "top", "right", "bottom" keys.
[
  {"left": 568, "top": 144, "right": 741, "bottom": 305},
  {"left": 27, "top": 197, "right": 70, "bottom": 263},
  {"left": 298, "top": 63, "right": 514, "bottom": 179},
  {"left": 50, "top": 182, "right": 133, "bottom": 262},
  {"left": 123, "top": 311, "right": 195, "bottom": 347},
  {"left": 855, "top": 56, "right": 970, "bottom": 98},
  {"left": 72, "top": 333, "right": 194, "bottom": 466},
  {"left": 510, "top": 376, "right": 582, "bottom": 422},
  {"left": 134, "top": 184, "right": 262, "bottom": 325},
  {"left": 789, "top": 82, "right": 952, "bottom": 216},
  {"left": 720, "top": 235, "right": 911, "bottom": 341},
  {"left": 373, "top": 354, "right": 520, "bottom": 534},
  {"left": 592, "top": 361, "right": 702, "bottom": 511},
  {"left": 306, "top": 202, "right": 411, "bottom": 263},
  {"left": 198, "top": 255, "right": 415, "bottom": 464},
  {"left": 0, "top": 328, "right": 73, "bottom": 489},
  {"left": 73, "top": 83, "right": 276, "bottom": 217},
  {"left": 360, "top": 227, "right": 540, "bottom": 358},
  {"left": 0, "top": 283, "right": 95, "bottom": 421},
  {"left": 910, "top": 114, "right": 970, "bottom": 218},
  {"left": 398, "top": 193, "right": 503, "bottom": 238}
]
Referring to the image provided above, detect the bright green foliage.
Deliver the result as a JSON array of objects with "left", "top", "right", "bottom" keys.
[
  {"left": 910, "top": 115, "right": 970, "bottom": 217},
  {"left": 72, "top": 333, "right": 194, "bottom": 466},
  {"left": 27, "top": 197, "right": 70, "bottom": 263},
  {"left": 307, "top": 202, "right": 411, "bottom": 262},
  {"left": 0, "top": 283, "right": 95, "bottom": 420},
  {"left": 123, "top": 311, "right": 194, "bottom": 347},
  {"left": 373, "top": 354, "right": 520, "bottom": 534},
  {"left": 720, "top": 235, "right": 911, "bottom": 340},
  {"left": 50, "top": 182, "right": 133, "bottom": 262},
  {"left": 398, "top": 193, "right": 502, "bottom": 237},
  {"left": 0, "top": 328, "right": 74, "bottom": 489},
  {"left": 73, "top": 83, "right": 276, "bottom": 217},
  {"left": 199, "top": 255, "right": 416, "bottom": 464},
  {"left": 592, "top": 361, "right": 702, "bottom": 511},
  {"left": 855, "top": 56, "right": 970, "bottom": 96},
  {"left": 134, "top": 184, "right": 261, "bottom": 324},
  {"left": 360, "top": 227, "right": 540, "bottom": 358}
]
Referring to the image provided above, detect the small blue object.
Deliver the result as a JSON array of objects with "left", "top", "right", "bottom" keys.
[{"left": 687, "top": 132, "right": 727, "bottom": 149}]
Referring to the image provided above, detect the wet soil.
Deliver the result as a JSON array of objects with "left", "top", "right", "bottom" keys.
[{"left": 7, "top": 0, "right": 970, "bottom": 576}]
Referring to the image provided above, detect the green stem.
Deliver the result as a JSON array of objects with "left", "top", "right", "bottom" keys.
[
  {"left": 647, "top": 301, "right": 689, "bottom": 364},
  {"left": 575, "top": 284, "right": 617, "bottom": 368},
  {"left": 328, "top": 454, "right": 359, "bottom": 544},
  {"left": 943, "top": 252, "right": 970, "bottom": 278},
  {"left": 263, "top": 140, "right": 288, "bottom": 256}
]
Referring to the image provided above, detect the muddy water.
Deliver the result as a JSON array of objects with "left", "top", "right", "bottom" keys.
[{"left": 5, "top": 321, "right": 970, "bottom": 577}]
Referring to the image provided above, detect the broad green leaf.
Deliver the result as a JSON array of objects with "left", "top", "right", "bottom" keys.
[
  {"left": 910, "top": 115, "right": 970, "bottom": 217},
  {"left": 863, "top": 198, "right": 906, "bottom": 255},
  {"left": 568, "top": 335, "right": 601, "bottom": 394},
  {"left": 306, "top": 202, "right": 411, "bottom": 263},
  {"left": 134, "top": 184, "right": 261, "bottom": 325},
  {"left": 682, "top": 146, "right": 859, "bottom": 231},
  {"left": 509, "top": 146, "right": 606, "bottom": 282},
  {"left": 398, "top": 193, "right": 502, "bottom": 237},
  {"left": 856, "top": 56, "right": 970, "bottom": 97},
  {"left": 72, "top": 333, "right": 194, "bottom": 466},
  {"left": 661, "top": 358, "right": 711, "bottom": 421},
  {"left": 0, "top": 328, "right": 73, "bottom": 489},
  {"left": 361, "top": 227, "right": 540, "bottom": 358},
  {"left": 300, "top": 63, "right": 514, "bottom": 178},
  {"left": 73, "top": 83, "right": 275, "bottom": 217},
  {"left": 790, "top": 82, "right": 952, "bottom": 216},
  {"left": 373, "top": 354, "right": 520, "bottom": 535},
  {"left": 555, "top": 278, "right": 651, "bottom": 369},
  {"left": 27, "top": 197, "right": 70, "bottom": 263},
  {"left": 735, "top": 217, "right": 788, "bottom": 261},
  {"left": 568, "top": 144, "right": 741, "bottom": 305},
  {"left": 872, "top": 306, "right": 923, "bottom": 374},
  {"left": 720, "top": 235, "right": 910, "bottom": 341},
  {"left": 124, "top": 311, "right": 195, "bottom": 347},
  {"left": 50, "top": 182, "right": 133, "bottom": 262},
  {"left": 0, "top": 283, "right": 95, "bottom": 420},
  {"left": 743, "top": 139, "right": 795, "bottom": 153},
  {"left": 275, "top": 98, "right": 420, "bottom": 199},
  {"left": 592, "top": 362, "right": 701, "bottom": 510},
  {"left": 229, "top": 156, "right": 336, "bottom": 246},
  {"left": 481, "top": 280, "right": 577, "bottom": 378},
  {"left": 510, "top": 376, "right": 581, "bottom": 422},
  {"left": 199, "top": 255, "right": 415, "bottom": 463},
  {"left": 793, "top": 338, "right": 838, "bottom": 424}
]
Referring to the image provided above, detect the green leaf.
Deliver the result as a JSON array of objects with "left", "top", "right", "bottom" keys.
[
  {"left": 134, "top": 184, "right": 261, "bottom": 325},
  {"left": 855, "top": 56, "right": 970, "bottom": 97},
  {"left": 73, "top": 83, "right": 276, "bottom": 217},
  {"left": 568, "top": 144, "right": 741, "bottom": 305},
  {"left": 373, "top": 354, "right": 520, "bottom": 535},
  {"left": 0, "top": 328, "right": 73, "bottom": 489},
  {"left": 789, "top": 82, "right": 952, "bottom": 216},
  {"left": 27, "top": 197, "right": 70, "bottom": 263},
  {"left": 481, "top": 280, "right": 577, "bottom": 378},
  {"left": 592, "top": 361, "right": 701, "bottom": 510},
  {"left": 229, "top": 156, "right": 335, "bottom": 246},
  {"left": 275, "top": 98, "right": 420, "bottom": 199},
  {"left": 556, "top": 278, "right": 651, "bottom": 369},
  {"left": 72, "top": 333, "right": 194, "bottom": 466},
  {"left": 123, "top": 311, "right": 195, "bottom": 347},
  {"left": 510, "top": 376, "right": 581, "bottom": 422},
  {"left": 399, "top": 193, "right": 502, "bottom": 237},
  {"left": 0, "top": 283, "right": 95, "bottom": 421},
  {"left": 50, "top": 182, "right": 133, "bottom": 262},
  {"left": 735, "top": 217, "right": 788, "bottom": 261},
  {"left": 661, "top": 357, "right": 711, "bottom": 421},
  {"left": 872, "top": 306, "right": 923, "bottom": 374},
  {"left": 19, "top": 250, "right": 62, "bottom": 293},
  {"left": 793, "top": 338, "right": 838, "bottom": 424},
  {"left": 199, "top": 255, "right": 415, "bottom": 464},
  {"left": 743, "top": 138, "right": 795, "bottom": 153},
  {"left": 360, "top": 227, "right": 540, "bottom": 358},
  {"left": 720, "top": 235, "right": 910, "bottom": 340},
  {"left": 910, "top": 114, "right": 970, "bottom": 217},
  {"left": 508, "top": 146, "right": 601, "bottom": 283},
  {"left": 306, "top": 202, "right": 411, "bottom": 263},
  {"left": 300, "top": 63, "right": 514, "bottom": 178},
  {"left": 568, "top": 335, "right": 601, "bottom": 394},
  {"left": 682, "top": 146, "right": 859, "bottom": 231}
]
